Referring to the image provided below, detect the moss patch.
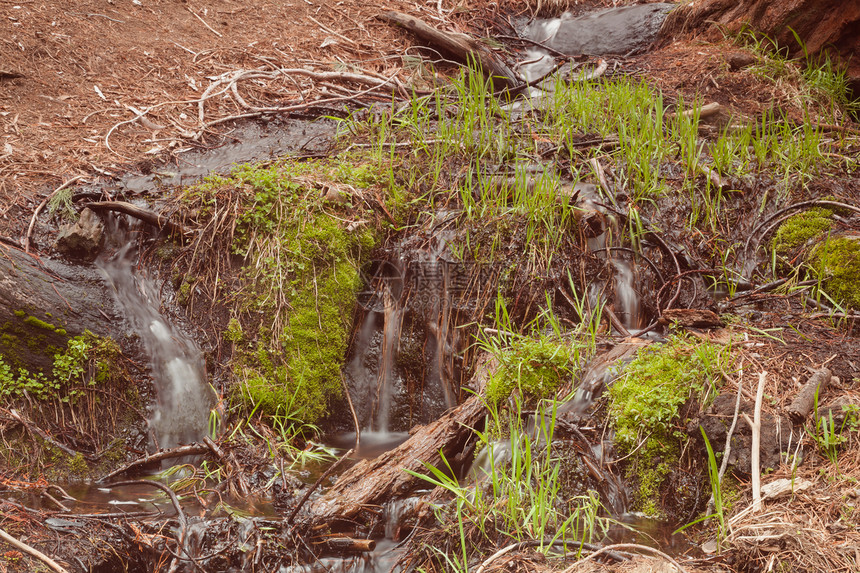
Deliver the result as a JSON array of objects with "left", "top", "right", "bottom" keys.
[
  {"left": 812, "top": 236, "right": 860, "bottom": 310},
  {"left": 608, "top": 336, "right": 729, "bottom": 516},
  {"left": 485, "top": 335, "right": 573, "bottom": 408},
  {"left": 772, "top": 207, "right": 832, "bottom": 256},
  {"left": 190, "top": 158, "right": 386, "bottom": 424}
]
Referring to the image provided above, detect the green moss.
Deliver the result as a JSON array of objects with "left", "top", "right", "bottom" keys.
[
  {"left": 485, "top": 335, "right": 572, "bottom": 407},
  {"left": 13, "top": 310, "right": 26, "bottom": 318},
  {"left": 608, "top": 336, "right": 729, "bottom": 516},
  {"left": 225, "top": 318, "right": 244, "bottom": 344},
  {"left": 177, "top": 278, "right": 194, "bottom": 306},
  {"left": 202, "top": 158, "right": 383, "bottom": 424},
  {"left": 772, "top": 207, "right": 832, "bottom": 255},
  {"left": 812, "top": 237, "right": 860, "bottom": 310},
  {"left": 23, "top": 315, "right": 56, "bottom": 331}
]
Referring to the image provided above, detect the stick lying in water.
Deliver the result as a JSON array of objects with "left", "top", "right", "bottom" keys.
[
  {"left": 98, "top": 443, "right": 209, "bottom": 482},
  {"left": 84, "top": 201, "right": 191, "bottom": 240}
]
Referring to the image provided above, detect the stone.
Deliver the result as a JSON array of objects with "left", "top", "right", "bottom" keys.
[
  {"left": 54, "top": 207, "right": 105, "bottom": 260},
  {"left": 726, "top": 51, "right": 757, "bottom": 70}
]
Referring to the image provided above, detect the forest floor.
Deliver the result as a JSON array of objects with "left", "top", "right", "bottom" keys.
[{"left": 1, "top": 1, "right": 860, "bottom": 572}]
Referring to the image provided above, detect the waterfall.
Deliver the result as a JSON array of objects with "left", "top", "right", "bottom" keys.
[{"left": 97, "top": 221, "right": 214, "bottom": 449}]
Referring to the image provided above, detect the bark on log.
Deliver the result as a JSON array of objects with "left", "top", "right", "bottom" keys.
[
  {"left": 0, "top": 243, "right": 124, "bottom": 372},
  {"left": 310, "top": 358, "right": 493, "bottom": 523},
  {"left": 659, "top": 0, "right": 860, "bottom": 93},
  {"left": 376, "top": 11, "right": 521, "bottom": 92},
  {"left": 786, "top": 367, "right": 831, "bottom": 423},
  {"left": 83, "top": 201, "right": 190, "bottom": 240}
]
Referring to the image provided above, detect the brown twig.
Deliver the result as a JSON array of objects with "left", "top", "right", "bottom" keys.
[
  {"left": 286, "top": 448, "right": 354, "bottom": 525},
  {"left": 0, "top": 527, "right": 69, "bottom": 573},
  {"left": 561, "top": 543, "right": 687, "bottom": 572}
]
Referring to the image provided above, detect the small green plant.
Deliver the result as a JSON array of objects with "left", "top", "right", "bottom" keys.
[
  {"left": 0, "top": 331, "right": 117, "bottom": 402},
  {"left": 676, "top": 427, "right": 725, "bottom": 546},
  {"left": 814, "top": 409, "right": 847, "bottom": 466}
]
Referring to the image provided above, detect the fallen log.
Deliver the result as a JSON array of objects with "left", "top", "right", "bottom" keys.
[
  {"left": 786, "top": 367, "right": 832, "bottom": 423},
  {"left": 310, "top": 357, "right": 494, "bottom": 523},
  {"left": 377, "top": 11, "right": 521, "bottom": 92},
  {"left": 98, "top": 443, "right": 209, "bottom": 482},
  {"left": 83, "top": 201, "right": 190, "bottom": 240}
]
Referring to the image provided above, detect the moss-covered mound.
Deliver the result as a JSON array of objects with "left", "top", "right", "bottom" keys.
[
  {"left": 485, "top": 335, "right": 573, "bottom": 407},
  {"left": 185, "top": 158, "right": 386, "bottom": 425},
  {"left": 812, "top": 236, "right": 860, "bottom": 311},
  {"left": 608, "top": 336, "right": 729, "bottom": 516},
  {"left": 771, "top": 207, "right": 832, "bottom": 256}
]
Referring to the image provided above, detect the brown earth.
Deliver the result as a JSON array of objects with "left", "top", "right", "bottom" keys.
[
  {"left": 660, "top": 0, "right": 860, "bottom": 92},
  {"left": 0, "top": 0, "right": 505, "bottom": 238}
]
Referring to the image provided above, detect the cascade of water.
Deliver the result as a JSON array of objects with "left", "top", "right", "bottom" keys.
[
  {"left": 96, "top": 221, "right": 213, "bottom": 449},
  {"left": 611, "top": 259, "right": 643, "bottom": 331},
  {"left": 375, "top": 290, "right": 403, "bottom": 433},
  {"left": 343, "top": 226, "right": 460, "bottom": 437},
  {"left": 422, "top": 230, "right": 458, "bottom": 411}
]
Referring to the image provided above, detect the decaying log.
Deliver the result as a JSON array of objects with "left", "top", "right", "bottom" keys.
[
  {"left": 325, "top": 537, "right": 376, "bottom": 552},
  {"left": 310, "top": 358, "right": 493, "bottom": 523},
  {"left": 786, "top": 367, "right": 832, "bottom": 423},
  {"left": 377, "top": 11, "right": 521, "bottom": 92},
  {"left": 98, "top": 443, "right": 209, "bottom": 482},
  {"left": 84, "top": 201, "right": 190, "bottom": 240}
]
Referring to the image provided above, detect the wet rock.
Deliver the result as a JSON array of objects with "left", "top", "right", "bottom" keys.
[
  {"left": 523, "top": 3, "right": 676, "bottom": 57},
  {"left": 54, "top": 207, "right": 104, "bottom": 260},
  {"left": 692, "top": 392, "right": 793, "bottom": 475}
]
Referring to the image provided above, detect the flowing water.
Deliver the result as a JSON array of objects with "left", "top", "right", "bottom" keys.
[
  {"left": 341, "top": 225, "right": 461, "bottom": 439},
  {"left": 97, "top": 219, "right": 214, "bottom": 449}
]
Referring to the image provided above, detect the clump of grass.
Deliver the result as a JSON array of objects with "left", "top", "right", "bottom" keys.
[
  {"left": 740, "top": 29, "right": 858, "bottom": 118},
  {"left": 408, "top": 395, "right": 608, "bottom": 571},
  {"left": 480, "top": 294, "right": 581, "bottom": 408},
  {"left": 608, "top": 336, "right": 730, "bottom": 515}
]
